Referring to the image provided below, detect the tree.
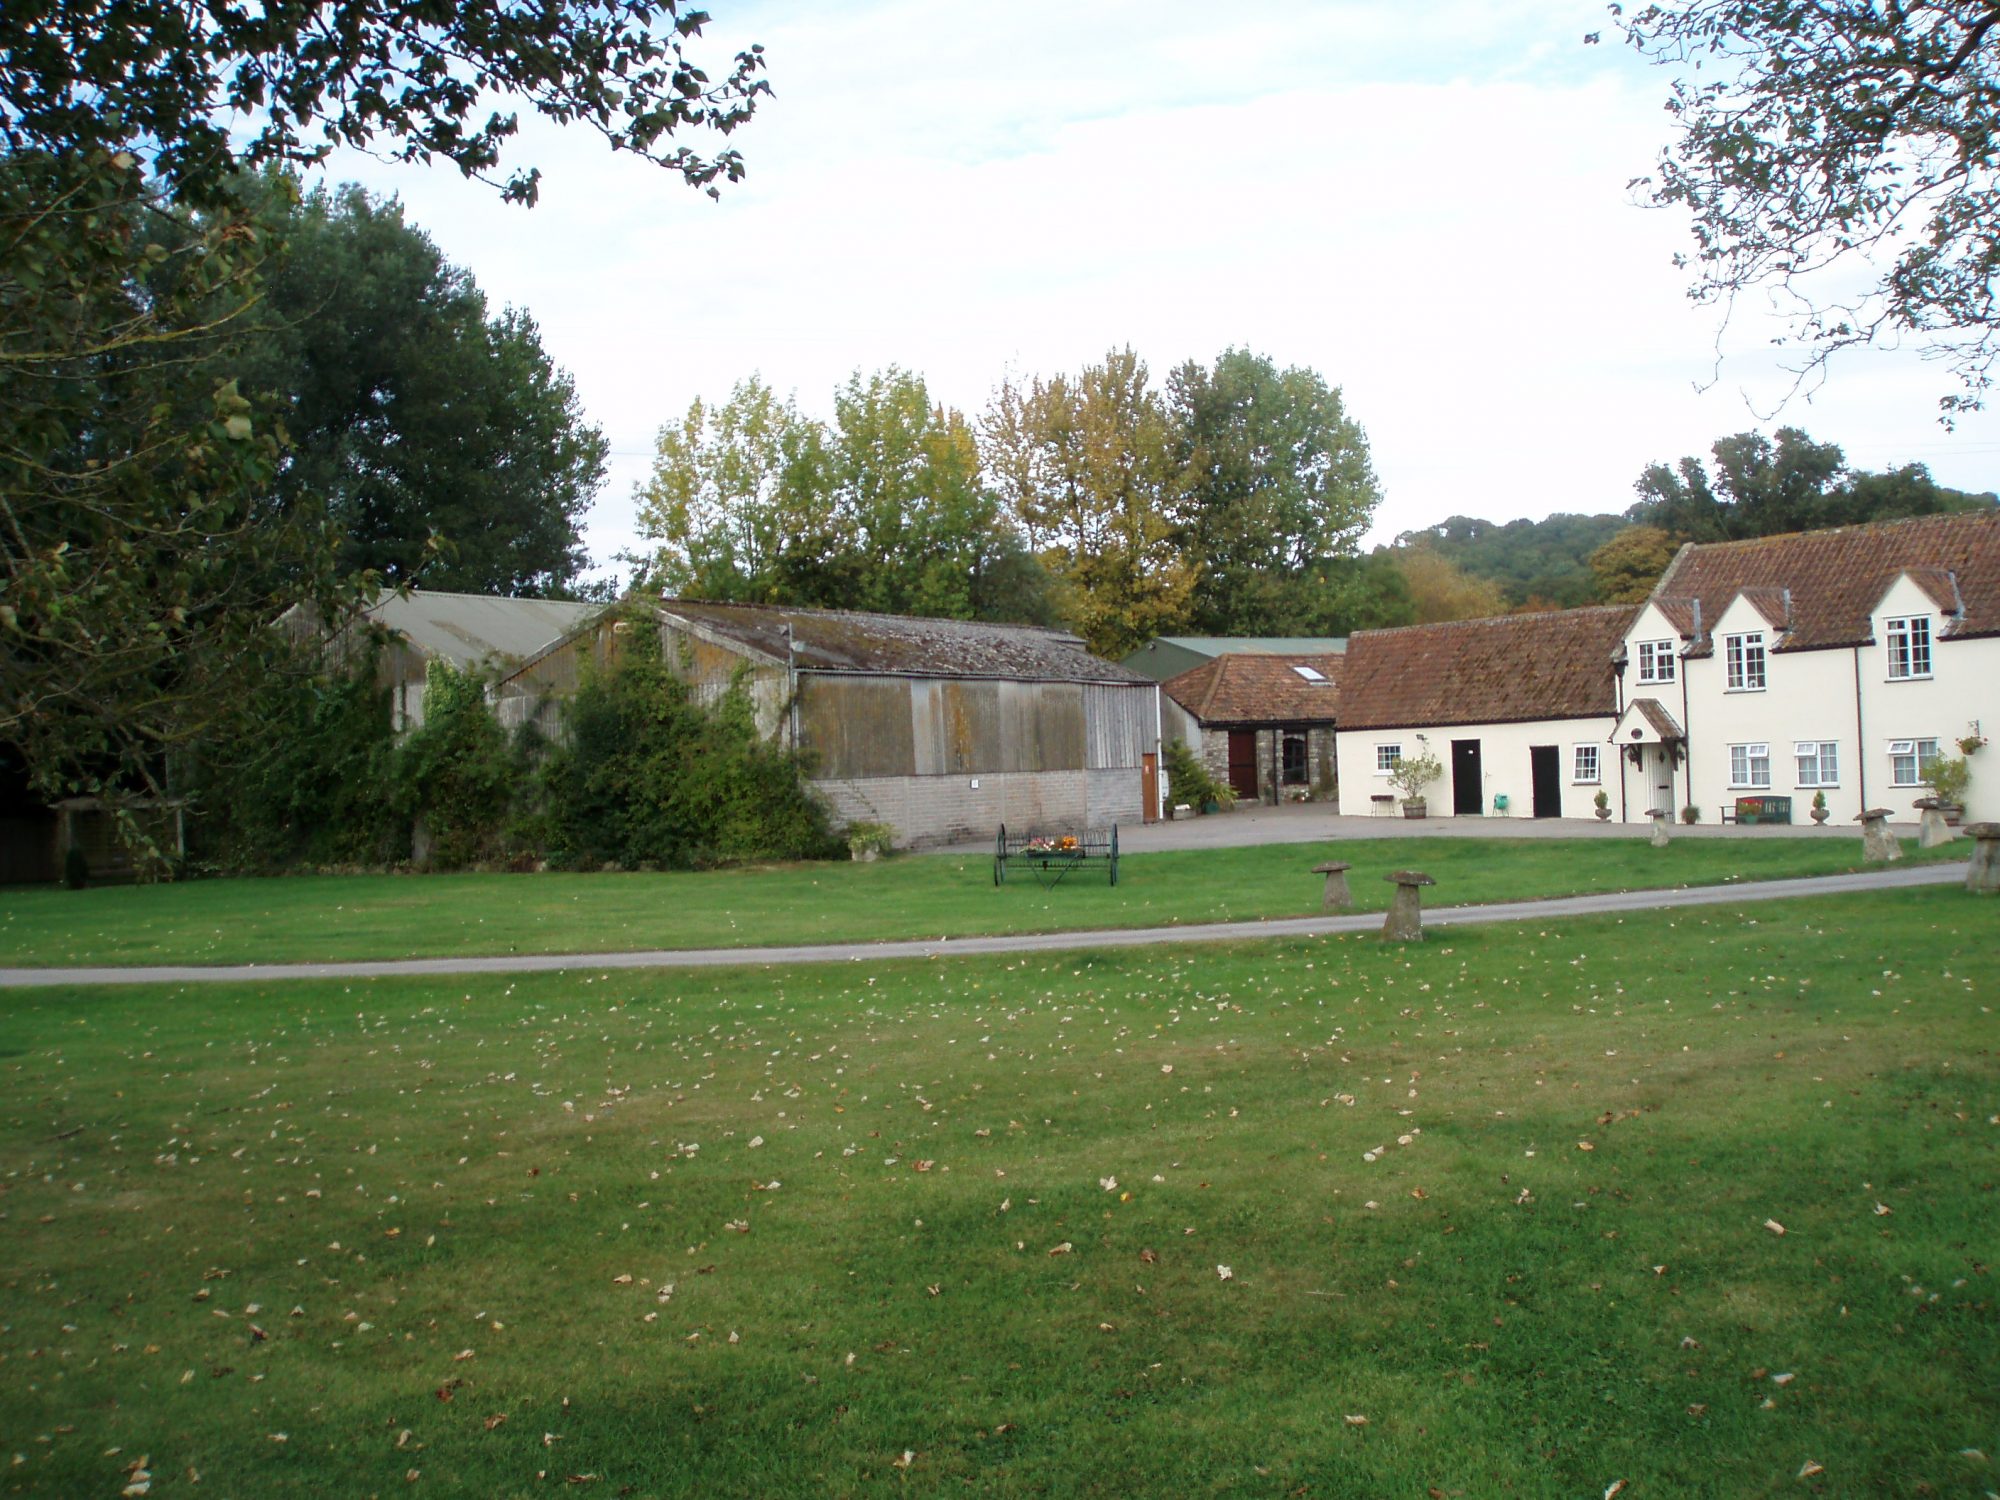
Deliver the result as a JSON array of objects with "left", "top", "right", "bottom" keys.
[
  {"left": 1588, "top": 524, "right": 1681, "bottom": 603},
  {"left": 243, "top": 180, "right": 608, "bottom": 595},
  {"left": 1398, "top": 513, "right": 1629, "bottom": 608},
  {"left": 1169, "top": 348, "right": 1380, "bottom": 634},
  {"left": 1629, "top": 425, "right": 1995, "bottom": 540},
  {"left": 0, "top": 150, "right": 335, "bottom": 846},
  {"left": 633, "top": 377, "right": 841, "bottom": 602},
  {"left": 1613, "top": 1, "right": 2000, "bottom": 416},
  {"left": 2, "top": 1, "right": 769, "bottom": 207},
  {"left": 3, "top": 0, "right": 769, "bottom": 859},
  {"left": 983, "top": 351, "right": 1198, "bottom": 658},
  {"left": 1389, "top": 544, "right": 1510, "bottom": 623}
]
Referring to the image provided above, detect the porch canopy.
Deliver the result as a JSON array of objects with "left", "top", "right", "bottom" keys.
[{"left": 1612, "top": 697, "right": 1684, "bottom": 748}]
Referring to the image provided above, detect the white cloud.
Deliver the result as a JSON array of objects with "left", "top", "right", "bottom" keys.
[{"left": 309, "top": 0, "right": 2000, "bottom": 580}]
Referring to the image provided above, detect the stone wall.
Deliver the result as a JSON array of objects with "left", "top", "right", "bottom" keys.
[{"left": 1193, "top": 723, "right": 1338, "bottom": 804}]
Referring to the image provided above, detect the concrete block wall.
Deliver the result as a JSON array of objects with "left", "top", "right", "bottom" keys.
[{"left": 813, "top": 770, "right": 1099, "bottom": 850}]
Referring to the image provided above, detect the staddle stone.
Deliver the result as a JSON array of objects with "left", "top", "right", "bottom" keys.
[
  {"left": 1647, "top": 808, "right": 1670, "bottom": 849},
  {"left": 1912, "top": 796, "right": 1957, "bottom": 849},
  {"left": 1381, "top": 870, "right": 1435, "bottom": 942},
  {"left": 1855, "top": 807, "right": 1902, "bottom": 863},
  {"left": 1312, "top": 860, "right": 1353, "bottom": 911},
  {"left": 1966, "top": 822, "right": 2000, "bottom": 895}
]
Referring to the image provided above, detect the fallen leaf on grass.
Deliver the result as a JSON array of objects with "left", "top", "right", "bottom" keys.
[
  {"left": 1138, "top": 1249, "right": 1158, "bottom": 1264},
  {"left": 612, "top": 1275, "right": 633, "bottom": 1285},
  {"left": 1343, "top": 1414, "right": 1367, "bottom": 1427},
  {"left": 1048, "top": 1242, "right": 1072, "bottom": 1256},
  {"left": 1798, "top": 1460, "right": 1824, "bottom": 1478},
  {"left": 452, "top": 1349, "right": 475, "bottom": 1362},
  {"left": 1873, "top": 1202, "right": 1893, "bottom": 1217},
  {"left": 892, "top": 1451, "right": 916, "bottom": 1469},
  {"left": 1603, "top": 1483, "right": 1626, "bottom": 1499},
  {"left": 1764, "top": 1219, "right": 1786, "bottom": 1236},
  {"left": 1216, "top": 1265, "right": 1233, "bottom": 1281},
  {"left": 483, "top": 1415, "right": 508, "bottom": 1431}
]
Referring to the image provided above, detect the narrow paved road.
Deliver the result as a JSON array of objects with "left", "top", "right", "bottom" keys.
[{"left": 0, "top": 861, "right": 1970, "bottom": 989}]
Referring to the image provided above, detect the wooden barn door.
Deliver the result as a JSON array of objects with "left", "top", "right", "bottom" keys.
[
  {"left": 1141, "top": 753, "right": 1160, "bottom": 823},
  {"left": 1227, "top": 731, "right": 1259, "bottom": 801}
]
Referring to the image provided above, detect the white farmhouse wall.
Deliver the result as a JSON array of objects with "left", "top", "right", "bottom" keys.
[
  {"left": 1335, "top": 718, "right": 1615, "bottom": 819},
  {"left": 1860, "top": 578, "right": 1999, "bottom": 822}
]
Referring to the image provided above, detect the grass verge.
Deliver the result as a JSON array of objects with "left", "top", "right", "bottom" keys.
[
  {"left": 0, "top": 887, "right": 1994, "bottom": 1495},
  {"left": 0, "top": 834, "right": 1962, "bottom": 968}
]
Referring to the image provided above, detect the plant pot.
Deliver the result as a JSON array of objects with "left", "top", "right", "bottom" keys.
[
  {"left": 1402, "top": 800, "right": 1427, "bottom": 819},
  {"left": 1200, "top": 799, "right": 1219, "bottom": 815},
  {"left": 1942, "top": 803, "right": 1965, "bottom": 826},
  {"left": 1594, "top": 807, "right": 1611, "bottom": 821},
  {"left": 1810, "top": 807, "right": 1828, "bottom": 825}
]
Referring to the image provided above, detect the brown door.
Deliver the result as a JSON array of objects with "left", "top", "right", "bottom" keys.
[
  {"left": 1141, "top": 753, "right": 1160, "bottom": 823},
  {"left": 1227, "top": 731, "right": 1259, "bottom": 801}
]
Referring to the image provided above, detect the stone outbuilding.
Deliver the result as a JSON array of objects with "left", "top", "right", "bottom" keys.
[
  {"left": 1160, "top": 653, "right": 1341, "bottom": 804},
  {"left": 501, "top": 600, "right": 1163, "bottom": 849}
]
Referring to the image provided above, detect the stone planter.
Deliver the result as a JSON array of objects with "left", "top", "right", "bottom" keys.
[
  {"left": 1941, "top": 803, "right": 1965, "bottom": 827},
  {"left": 1594, "top": 807, "right": 1611, "bottom": 821},
  {"left": 1402, "top": 800, "right": 1427, "bottom": 819},
  {"left": 1810, "top": 807, "right": 1829, "bottom": 825}
]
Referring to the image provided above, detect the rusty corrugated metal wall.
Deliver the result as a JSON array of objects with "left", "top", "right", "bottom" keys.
[{"left": 797, "top": 676, "right": 1151, "bottom": 778}]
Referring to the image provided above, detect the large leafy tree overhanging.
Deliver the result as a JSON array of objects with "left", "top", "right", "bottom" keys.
[
  {"left": 1, "top": 2, "right": 767, "bottom": 843},
  {"left": 242, "top": 180, "right": 608, "bottom": 595},
  {"left": 1612, "top": 0, "right": 2000, "bottom": 416}
]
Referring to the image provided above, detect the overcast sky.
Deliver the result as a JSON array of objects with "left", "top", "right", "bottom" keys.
[{"left": 313, "top": 0, "right": 2000, "bottom": 580}]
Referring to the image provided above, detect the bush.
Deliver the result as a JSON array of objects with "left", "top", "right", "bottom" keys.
[
  {"left": 845, "top": 822, "right": 897, "bottom": 860},
  {"left": 395, "top": 659, "right": 525, "bottom": 870},
  {"left": 1387, "top": 746, "right": 1444, "bottom": 804},
  {"left": 191, "top": 646, "right": 402, "bottom": 871},
  {"left": 538, "top": 619, "right": 841, "bottom": 870},
  {"left": 1163, "top": 738, "right": 1232, "bottom": 811}
]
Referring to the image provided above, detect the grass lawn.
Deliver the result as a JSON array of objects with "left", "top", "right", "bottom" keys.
[
  {"left": 0, "top": 888, "right": 1995, "bottom": 1496},
  {"left": 0, "top": 834, "right": 1962, "bottom": 968}
]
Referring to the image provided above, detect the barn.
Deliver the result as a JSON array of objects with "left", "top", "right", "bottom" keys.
[{"left": 501, "top": 600, "right": 1163, "bottom": 848}]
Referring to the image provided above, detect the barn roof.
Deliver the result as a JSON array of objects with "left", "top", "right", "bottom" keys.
[
  {"left": 1162, "top": 653, "right": 1342, "bottom": 724},
  {"left": 1338, "top": 606, "right": 1639, "bottom": 730},
  {"left": 1652, "top": 510, "right": 2000, "bottom": 652},
  {"left": 655, "top": 601, "right": 1150, "bottom": 685},
  {"left": 363, "top": 590, "right": 600, "bottom": 672}
]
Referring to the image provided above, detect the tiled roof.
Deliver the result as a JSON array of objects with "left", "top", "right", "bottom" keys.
[
  {"left": 1653, "top": 510, "right": 2000, "bottom": 651},
  {"left": 1147, "top": 636, "right": 1350, "bottom": 655},
  {"left": 655, "top": 600, "right": 1150, "bottom": 684},
  {"left": 1619, "top": 697, "right": 1685, "bottom": 741},
  {"left": 1161, "top": 654, "right": 1342, "bottom": 724},
  {"left": 1338, "top": 606, "right": 1639, "bottom": 730}
]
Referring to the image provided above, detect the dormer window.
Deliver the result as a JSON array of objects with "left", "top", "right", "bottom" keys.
[
  {"left": 1635, "top": 640, "right": 1676, "bottom": 684},
  {"left": 1725, "top": 631, "right": 1766, "bottom": 691},
  {"left": 1885, "top": 615, "right": 1932, "bottom": 679}
]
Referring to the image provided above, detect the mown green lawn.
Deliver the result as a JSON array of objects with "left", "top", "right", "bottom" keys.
[
  {"left": 0, "top": 833, "right": 1960, "bottom": 968},
  {"left": 1, "top": 888, "right": 1994, "bottom": 1496}
]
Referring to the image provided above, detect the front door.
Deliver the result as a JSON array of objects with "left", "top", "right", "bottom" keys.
[
  {"left": 1451, "top": 739, "right": 1483, "bottom": 815},
  {"left": 1647, "top": 744, "right": 1675, "bottom": 816},
  {"left": 1226, "top": 731, "right": 1259, "bottom": 802},
  {"left": 1140, "top": 753, "right": 1159, "bottom": 823},
  {"left": 1530, "top": 745, "right": 1562, "bottom": 818}
]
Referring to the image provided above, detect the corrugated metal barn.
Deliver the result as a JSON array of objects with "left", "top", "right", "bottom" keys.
[{"left": 502, "top": 601, "right": 1163, "bottom": 848}]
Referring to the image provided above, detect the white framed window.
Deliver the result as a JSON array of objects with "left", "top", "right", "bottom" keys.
[
  {"left": 1729, "top": 742, "right": 1772, "bottom": 788},
  {"left": 1290, "top": 664, "right": 1328, "bottom": 683},
  {"left": 1635, "top": 640, "right": 1676, "bottom": 684},
  {"left": 1888, "top": 738, "right": 1941, "bottom": 787},
  {"left": 1375, "top": 743, "right": 1402, "bottom": 774},
  {"left": 1725, "top": 632, "right": 1767, "bottom": 691},
  {"left": 1794, "top": 740, "right": 1839, "bottom": 787},
  {"left": 1885, "top": 616, "right": 1932, "bottom": 679},
  {"left": 1572, "top": 744, "right": 1600, "bottom": 783}
]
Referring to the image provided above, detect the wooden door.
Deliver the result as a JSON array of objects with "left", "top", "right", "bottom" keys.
[
  {"left": 1226, "top": 731, "right": 1259, "bottom": 801},
  {"left": 1530, "top": 745, "right": 1562, "bottom": 818},
  {"left": 1140, "top": 753, "right": 1160, "bottom": 823},
  {"left": 1451, "top": 738, "right": 1483, "bottom": 815}
]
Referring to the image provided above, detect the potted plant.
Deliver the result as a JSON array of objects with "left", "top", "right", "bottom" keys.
[
  {"left": 1593, "top": 789, "right": 1611, "bottom": 821},
  {"left": 1681, "top": 804, "right": 1701, "bottom": 824},
  {"left": 1810, "top": 790, "right": 1829, "bottom": 825},
  {"left": 1958, "top": 730, "right": 1987, "bottom": 756},
  {"left": 1923, "top": 755, "right": 1972, "bottom": 824},
  {"left": 1387, "top": 746, "right": 1444, "bottom": 818}
]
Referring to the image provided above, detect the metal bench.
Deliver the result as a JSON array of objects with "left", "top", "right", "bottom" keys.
[{"left": 993, "top": 824, "right": 1119, "bottom": 887}]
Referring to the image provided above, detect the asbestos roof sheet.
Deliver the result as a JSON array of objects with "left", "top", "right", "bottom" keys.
[
  {"left": 1337, "top": 606, "right": 1639, "bottom": 730},
  {"left": 1162, "top": 653, "right": 1342, "bottom": 724},
  {"left": 1654, "top": 510, "right": 2000, "bottom": 651},
  {"left": 366, "top": 590, "right": 600, "bottom": 671},
  {"left": 655, "top": 600, "right": 1151, "bottom": 684}
]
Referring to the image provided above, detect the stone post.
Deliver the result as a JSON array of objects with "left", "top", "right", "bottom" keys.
[
  {"left": 1381, "top": 870, "right": 1435, "bottom": 941},
  {"left": 1912, "top": 796, "right": 1957, "bottom": 849},
  {"left": 1312, "top": 860, "right": 1353, "bottom": 911},
  {"left": 1647, "top": 808, "right": 1670, "bottom": 849},
  {"left": 1855, "top": 807, "right": 1902, "bottom": 863},
  {"left": 1966, "top": 822, "right": 2000, "bottom": 895}
]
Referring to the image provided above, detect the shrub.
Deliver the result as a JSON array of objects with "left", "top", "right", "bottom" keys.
[
  {"left": 845, "top": 822, "right": 897, "bottom": 859},
  {"left": 539, "top": 620, "right": 841, "bottom": 870},
  {"left": 395, "top": 660, "right": 524, "bottom": 870},
  {"left": 1163, "top": 738, "right": 1232, "bottom": 811},
  {"left": 1924, "top": 754, "right": 1971, "bottom": 806},
  {"left": 1387, "top": 746, "right": 1444, "bottom": 804}
]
